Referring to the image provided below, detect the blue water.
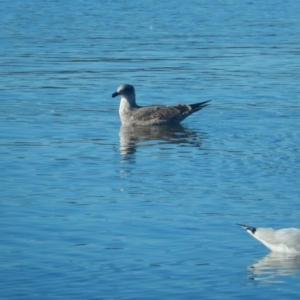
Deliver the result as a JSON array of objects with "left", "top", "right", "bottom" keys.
[{"left": 1, "top": 0, "right": 300, "bottom": 299}]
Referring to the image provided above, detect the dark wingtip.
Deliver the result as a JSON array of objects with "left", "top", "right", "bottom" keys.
[
  {"left": 189, "top": 100, "right": 212, "bottom": 111},
  {"left": 236, "top": 223, "right": 256, "bottom": 234},
  {"left": 203, "top": 100, "right": 212, "bottom": 103},
  {"left": 197, "top": 100, "right": 212, "bottom": 106},
  {"left": 112, "top": 92, "right": 119, "bottom": 98}
]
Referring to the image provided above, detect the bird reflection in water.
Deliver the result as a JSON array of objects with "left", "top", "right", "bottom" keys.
[
  {"left": 248, "top": 252, "right": 300, "bottom": 282},
  {"left": 119, "top": 124, "right": 203, "bottom": 159}
]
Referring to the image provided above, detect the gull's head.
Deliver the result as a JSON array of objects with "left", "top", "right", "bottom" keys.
[{"left": 112, "top": 84, "right": 136, "bottom": 103}]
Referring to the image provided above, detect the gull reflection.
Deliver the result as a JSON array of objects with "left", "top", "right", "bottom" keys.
[
  {"left": 119, "top": 124, "right": 203, "bottom": 158},
  {"left": 248, "top": 252, "right": 300, "bottom": 282}
]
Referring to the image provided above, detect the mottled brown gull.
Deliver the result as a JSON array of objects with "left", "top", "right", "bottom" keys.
[{"left": 112, "top": 84, "right": 211, "bottom": 126}]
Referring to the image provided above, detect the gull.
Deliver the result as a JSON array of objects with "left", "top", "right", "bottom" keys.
[
  {"left": 112, "top": 84, "right": 211, "bottom": 126},
  {"left": 237, "top": 224, "right": 300, "bottom": 254}
]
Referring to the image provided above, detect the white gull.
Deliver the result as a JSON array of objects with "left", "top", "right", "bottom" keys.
[
  {"left": 112, "top": 84, "right": 211, "bottom": 126},
  {"left": 237, "top": 224, "right": 300, "bottom": 254}
]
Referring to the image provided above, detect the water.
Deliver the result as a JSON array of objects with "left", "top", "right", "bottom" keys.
[{"left": 1, "top": 0, "right": 300, "bottom": 299}]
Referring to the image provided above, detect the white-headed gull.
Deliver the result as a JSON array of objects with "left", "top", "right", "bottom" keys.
[
  {"left": 112, "top": 84, "right": 211, "bottom": 126},
  {"left": 237, "top": 224, "right": 300, "bottom": 254}
]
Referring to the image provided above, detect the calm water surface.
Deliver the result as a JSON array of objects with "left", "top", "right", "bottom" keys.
[{"left": 1, "top": 0, "right": 300, "bottom": 299}]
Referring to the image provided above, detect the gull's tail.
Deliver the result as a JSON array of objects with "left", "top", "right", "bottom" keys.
[
  {"left": 237, "top": 223, "right": 257, "bottom": 234},
  {"left": 189, "top": 100, "right": 211, "bottom": 112}
]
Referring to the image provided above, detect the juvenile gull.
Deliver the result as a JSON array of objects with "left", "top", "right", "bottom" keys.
[
  {"left": 112, "top": 84, "right": 211, "bottom": 126},
  {"left": 237, "top": 224, "right": 300, "bottom": 254}
]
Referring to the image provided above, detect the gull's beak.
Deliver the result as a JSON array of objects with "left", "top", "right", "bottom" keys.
[{"left": 112, "top": 91, "right": 119, "bottom": 98}]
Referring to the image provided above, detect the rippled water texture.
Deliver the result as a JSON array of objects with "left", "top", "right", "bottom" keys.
[{"left": 1, "top": 0, "right": 300, "bottom": 299}]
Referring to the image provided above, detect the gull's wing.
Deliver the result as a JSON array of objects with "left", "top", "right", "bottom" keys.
[
  {"left": 132, "top": 101, "right": 211, "bottom": 125},
  {"left": 132, "top": 105, "right": 193, "bottom": 124},
  {"left": 275, "top": 229, "right": 300, "bottom": 251}
]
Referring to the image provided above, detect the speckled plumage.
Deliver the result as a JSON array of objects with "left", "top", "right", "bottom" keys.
[{"left": 112, "top": 84, "right": 211, "bottom": 126}]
